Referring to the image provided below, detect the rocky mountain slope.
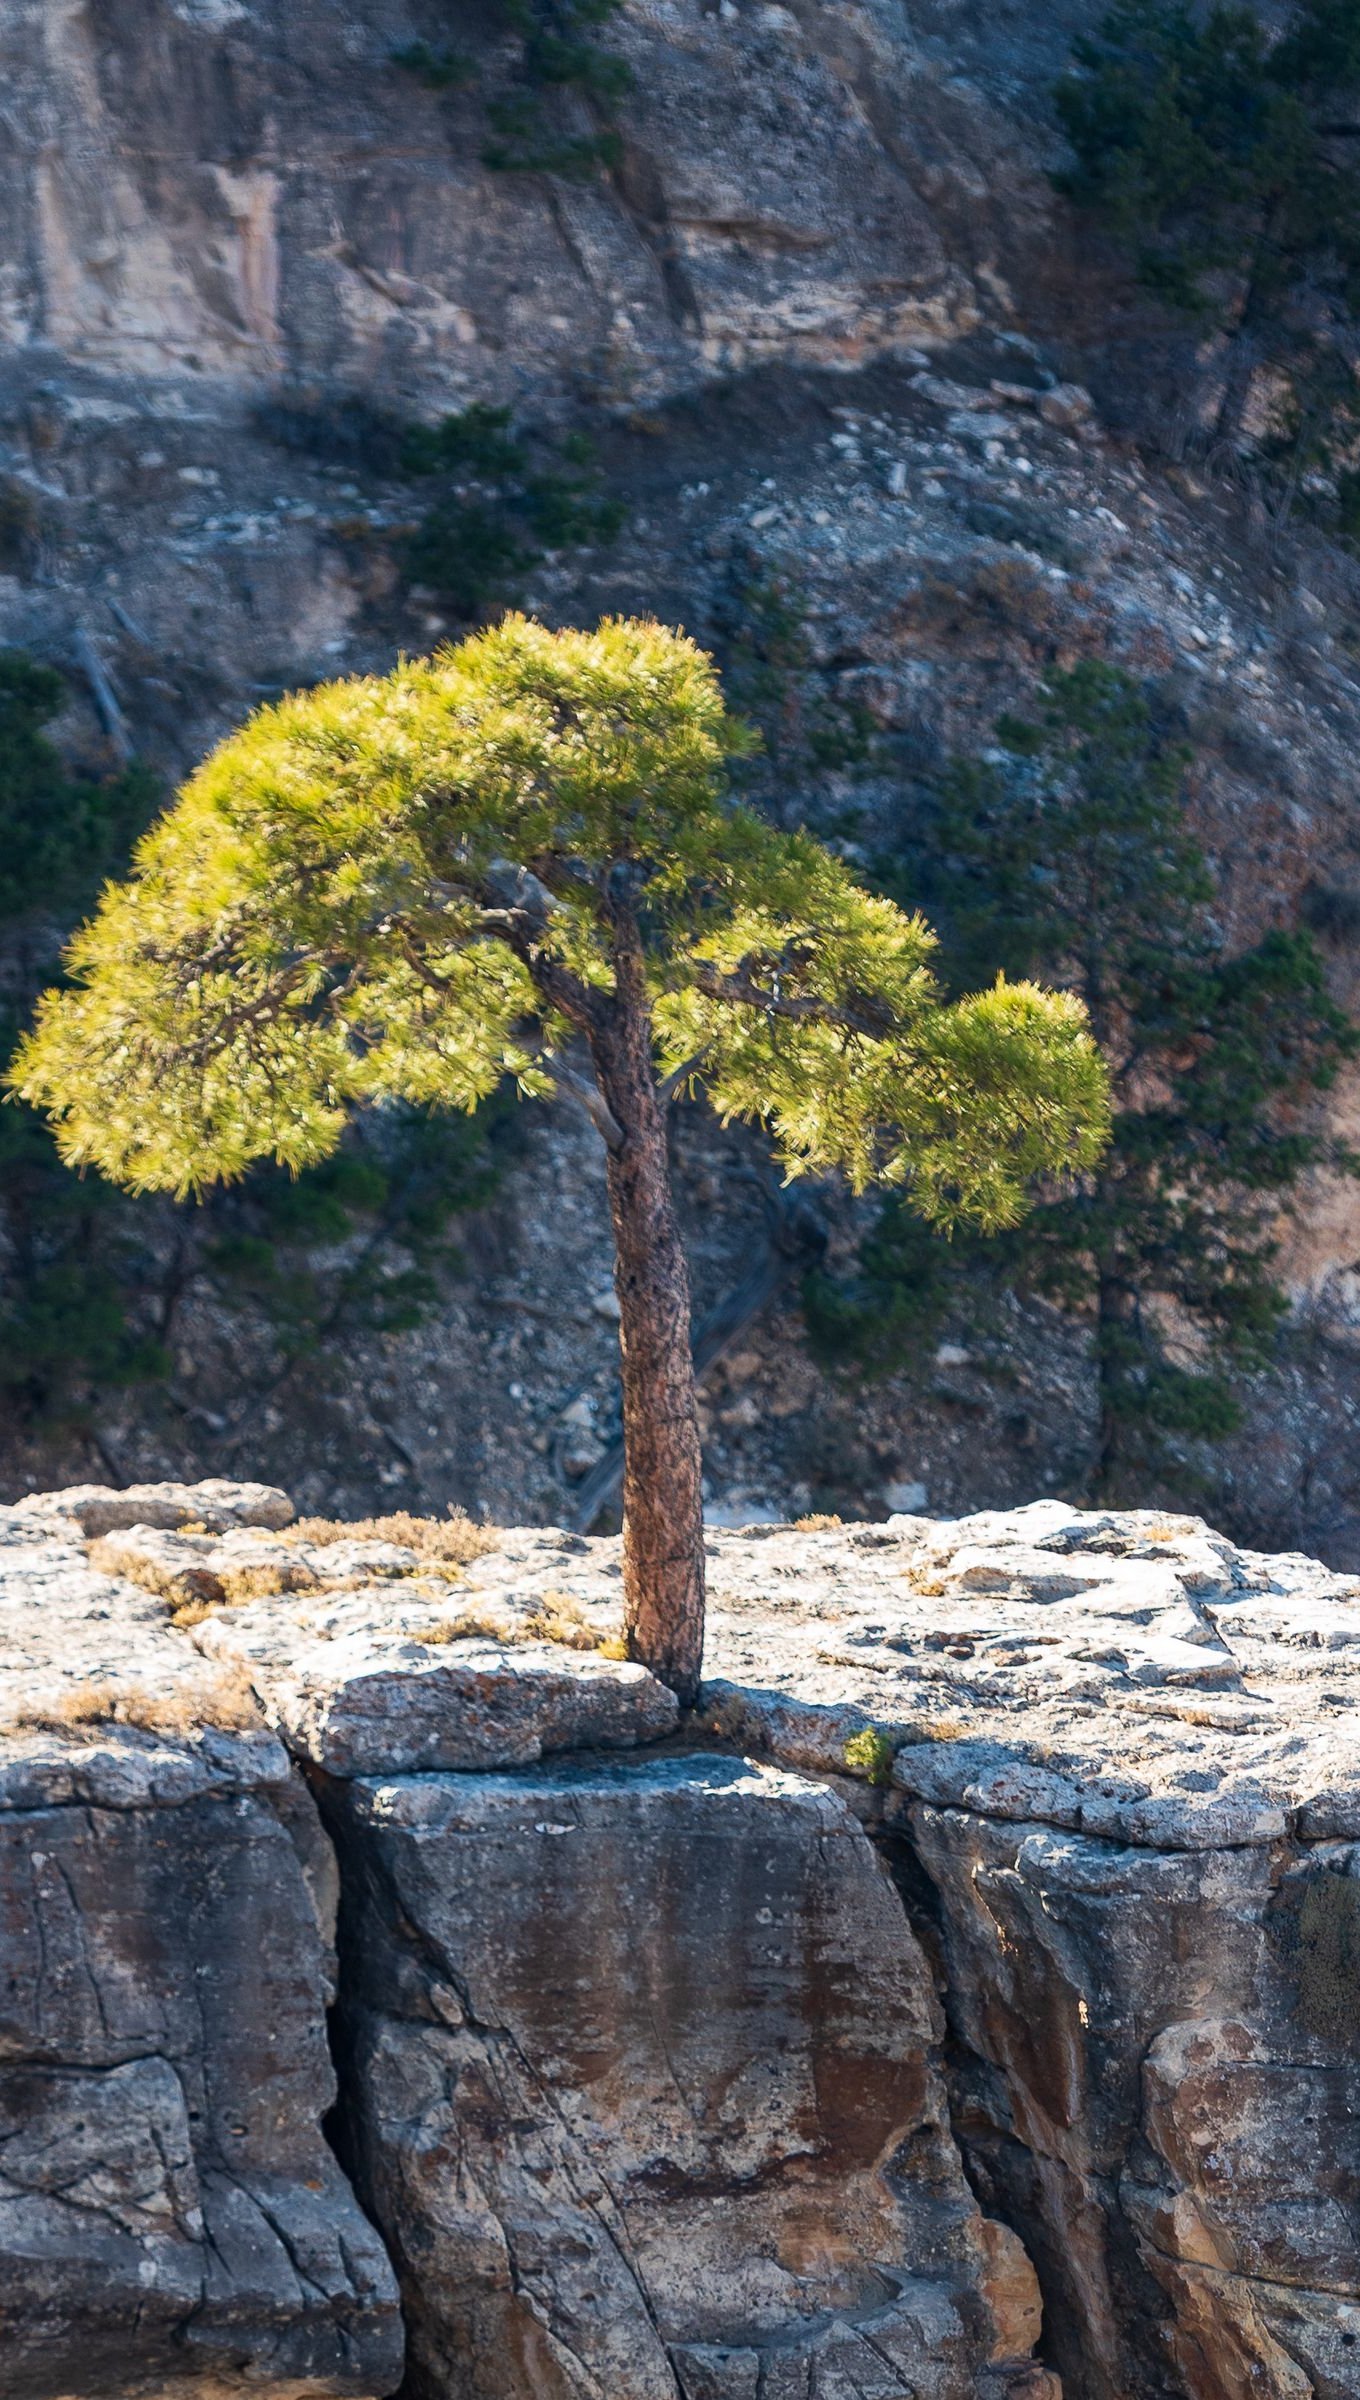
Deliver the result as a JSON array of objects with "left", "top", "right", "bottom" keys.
[
  {"left": 9, "top": 1477, "right": 1360, "bottom": 2398},
  {"left": 4, "top": 0, "right": 1360, "bottom": 1557}
]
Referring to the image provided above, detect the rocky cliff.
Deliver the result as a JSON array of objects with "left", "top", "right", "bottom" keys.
[
  {"left": 5, "top": 0, "right": 1360, "bottom": 1558},
  {"left": 9, "top": 1478, "right": 1360, "bottom": 2399}
]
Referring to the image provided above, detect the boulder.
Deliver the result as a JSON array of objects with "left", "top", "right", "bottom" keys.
[
  {"left": 9, "top": 1480, "right": 294, "bottom": 1539},
  {"left": 194, "top": 1593, "right": 679, "bottom": 1774}
]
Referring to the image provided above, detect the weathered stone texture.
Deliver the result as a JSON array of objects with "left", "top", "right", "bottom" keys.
[
  {"left": 0, "top": 1780, "right": 402, "bottom": 2399},
  {"left": 0, "top": 0, "right": 1086, "bottom": 406},
  {"left": 14, "top": 1483, "right": 1360, "bottom": 2398},
  {"left": 0, "top": 1501, "right": 402, "bottom": 2398},
  {"left": 196, "top": 1595, "right": 680, "bottom": 1775},
  {"left": 328, "top": 1754, "right": 1043, "bottom": 2400},
  {"left": 892, "top": 1812, "right": 1360, "bottom": 2400}
]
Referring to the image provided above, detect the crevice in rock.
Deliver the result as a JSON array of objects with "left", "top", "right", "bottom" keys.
[{"left": 867, "top": 1810, "right": 1168, "bottom": 2400}]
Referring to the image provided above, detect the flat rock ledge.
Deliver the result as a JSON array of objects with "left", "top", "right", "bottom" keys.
[{"left": 7, "top": 1483, "right": 1360, "bottom": 2400}]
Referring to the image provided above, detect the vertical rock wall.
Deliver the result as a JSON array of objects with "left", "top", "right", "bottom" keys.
[
  {"left": 14, "top": 1487, "right": 1360, "bottom": 2400},
  {"left": 896, "top": 1808, "right": 1360, "bottom": 2400},
  {"left": 0, "top": 1772, "right": 403, "bottom": 2400},
  {"left": 324, "top": 1756, "right": 1046, "bottom": 2400}
]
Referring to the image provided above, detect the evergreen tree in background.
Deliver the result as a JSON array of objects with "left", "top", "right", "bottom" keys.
[
  {"left": 16, "top": 616, "right": 1109, "bottom": 1699},
  {"left": 0, "top": 654, "right": 509, "bottom": 1449},
  {"left": 0, "top": 651, "right": 154, "bottom": 919},
  {"left": 813, "top": 663, "right": 1357, "bottom": 1500},
  {"left": 0, "top": 654, "right": 165, "bottom": 1434},
  {"left": 1055, "top": 0, "right": 1360, "bottom": 488}
]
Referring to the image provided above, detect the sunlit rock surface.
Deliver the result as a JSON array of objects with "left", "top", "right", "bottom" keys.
[{"left": 9, "top": 1483, "right": 1360, "bottom": 2397}]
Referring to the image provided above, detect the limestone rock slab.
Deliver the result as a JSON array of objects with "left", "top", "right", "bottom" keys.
[
  {"left": 195, "top": 1594, "right": 679, "bottom": 1773},
  {"left": 9, "top": 1480, "right": 294, "bottom": 1539}
]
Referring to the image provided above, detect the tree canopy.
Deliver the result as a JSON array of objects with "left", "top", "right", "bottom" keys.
[{"left": 15, "top": 614, "right": 1109, "bottom": 1228}]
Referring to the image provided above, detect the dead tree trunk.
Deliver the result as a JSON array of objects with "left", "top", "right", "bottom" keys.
[{"left": 588, "top": 910, "right": 706, "bottom": 1705}]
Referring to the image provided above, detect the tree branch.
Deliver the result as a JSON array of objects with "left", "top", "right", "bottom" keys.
[
  {"left": 73, "top": 623, "right": 134, "bottom": 767},
  {"left": 548, "top": 1059, "right": 625, "bottom": 1151},
  {"left": 691, "top": 964, "right": 895, "bottom": 1041},
  {"left": 659, "top": 1050, "right": 709, "bottom": 1105}
]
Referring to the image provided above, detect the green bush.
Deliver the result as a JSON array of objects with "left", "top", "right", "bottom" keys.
[
  {"left": 842, "top": 1726, "right": 896, "bottom": 1786},
  {"left": 392, "top": 0, "right": 631, "bottom": 179},
  {"left": 715, "top": 573, "right": 880, "bottom": 795},
  {"left": 0, "top": 652, "right": 157, "bottom": 919},
  {"left": 402, "top": 407, "right": 624, "bottom": 616},
  {"left": 390, "top": 38, "right": 474, "bottom": 88}
]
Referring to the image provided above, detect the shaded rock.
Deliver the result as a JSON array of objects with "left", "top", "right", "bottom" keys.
[
  {"left": 329, "top": 1754, "right": 1044, "bottom": 2400},
  {"left": 892, "top": 1809, "right": 1360, "bottom": 2400},
  {"left": 1038, "top": 383, "right": 1095, "bottom": 429},
  {"left": 0, "top": 1772, "right": 402, "bottom": 2399}
]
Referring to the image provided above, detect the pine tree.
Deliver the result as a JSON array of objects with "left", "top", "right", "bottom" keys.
[
  {"left": 0, "top": 653, "right": 163, "bottom": 1435},
  {"left": 15, "top": 616, "right": 1108, "bottom": 1700},
  {"left": 824, "top": 662, "right": 1356, "bottom": 1499},
  {"left": 1055, "top": 0, "right": 1360, "bottom": 463},
  {"left": 0, "top": 650, "right": 155, "bottom": 918}
]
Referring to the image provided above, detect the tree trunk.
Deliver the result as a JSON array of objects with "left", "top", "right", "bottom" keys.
[
  {"left": 1093, "top": 1269, "right": 1133, "bottom": 1496},
  {"left": 1213, "top": 332, "right": 1259, "bottom": 450},
  {"left": 589, "top": 934, "right": 706, "bottom": 1706}
]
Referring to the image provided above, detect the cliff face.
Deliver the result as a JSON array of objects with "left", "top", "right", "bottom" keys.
[
  {"left": 5, "top": 0, "right": 1080, "bottom": 405},
  {"left": 4, "top": 1, "right": 1360, "bottom": 1556},
  {"left": 9, "top": 1480, "right": 1360, "bottom": 2400}
]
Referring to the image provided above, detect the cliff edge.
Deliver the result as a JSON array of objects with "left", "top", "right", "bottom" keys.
[{"left": 5, "top": 1481, "right": 1360, "bottom": 2399}]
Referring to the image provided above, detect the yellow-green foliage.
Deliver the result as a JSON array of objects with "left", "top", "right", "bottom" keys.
[
  {"left": 843, "top": 1725, "right": 896, "bottom": 1785},
  {"left": 14, "top": 616, "right": 1109, "bottom": 1222}
]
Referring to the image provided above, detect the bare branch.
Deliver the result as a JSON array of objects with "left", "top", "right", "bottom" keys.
[
  {"left": 548, "top": 1060, "right": 626, "bottom": 1151},
  {"left": 658, "top": 1050, "right": 709, "bottom": 1106},
  {"left": 73, "top": 623, "right": 134, "bottom": 767}
]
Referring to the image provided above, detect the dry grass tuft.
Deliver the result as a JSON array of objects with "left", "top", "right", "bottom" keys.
[
  {"left": 168, "top": 1597, "right": 220, "bottom": 1630},
  {"left": 3, "top": 1665, "right": 263, "bottom": 1739},
  {"left": 1139, "top": 1516, "right": 1198, "bottom": 1545},
  {"left": 90, "top": 1536, "right": 320, "bottom": 1617},
  {"left": 422, "top": 1605, "right": 517, "bottom": 1646},
  {"left": 524, "top": 1590, "right": 601, "bottom": 1651},
  {"left": 290, "top": 1508, "right": 500, "bottom": 1565},
  {"left": 220, "top": 1562, "right": 318, "bottom": 1604},
  {"left": 795, "top": 1513, "right": 843, "bottom": 1532},
  {"left": 419, "top": 1589, "right": 627, "bottom": 1658}
]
